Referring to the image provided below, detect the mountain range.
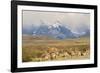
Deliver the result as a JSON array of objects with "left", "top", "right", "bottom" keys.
[{"left": 22, "top": 21, "right": 90, "bottom": 39}]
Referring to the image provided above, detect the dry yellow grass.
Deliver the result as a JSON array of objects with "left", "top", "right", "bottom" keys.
[{"left": 22, "top": 35, "right": 90, "bottom": 62}]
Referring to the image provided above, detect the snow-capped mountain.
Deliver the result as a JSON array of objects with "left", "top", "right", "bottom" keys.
[
  {"left": 32, "top": 21, "right": 76, "bottom": 39},
  {"left": 22, "top": 21, "right": 90, "bottom": 39}
]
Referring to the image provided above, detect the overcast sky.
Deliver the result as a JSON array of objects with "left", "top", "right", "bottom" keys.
[{"left": 22, "top": 10, "right": 90, "bottom": 32}]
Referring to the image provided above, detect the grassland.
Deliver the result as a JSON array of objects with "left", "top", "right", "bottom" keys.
[{"left": 22, "top": 35, "right": 90, "bottom": 62}]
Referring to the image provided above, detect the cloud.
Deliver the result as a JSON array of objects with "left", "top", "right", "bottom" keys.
[{"left": 22, "top": 10, "right": 90, "bottom": 32}]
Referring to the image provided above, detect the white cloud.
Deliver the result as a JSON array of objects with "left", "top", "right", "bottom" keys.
[{"left": 22, "top": 10, "right": 90, "bottom": 31}]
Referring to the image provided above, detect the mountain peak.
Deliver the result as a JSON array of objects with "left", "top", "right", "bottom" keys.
[{"left": 48, "top": 21, "right": 62, "bottom": 29}]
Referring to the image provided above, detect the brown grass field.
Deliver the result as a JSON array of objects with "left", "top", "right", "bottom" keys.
[{"left": 22, "top": 35, "right": 90, "bottom": 62}]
